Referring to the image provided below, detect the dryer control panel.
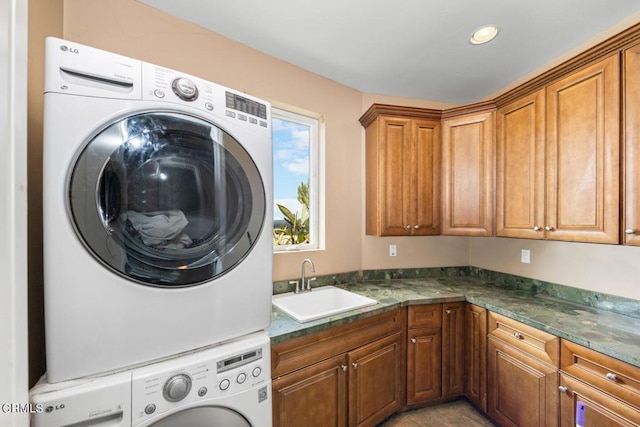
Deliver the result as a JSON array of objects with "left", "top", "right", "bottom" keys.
[{"left": 131, "top": 332, "right": 270, "bottom": 425}]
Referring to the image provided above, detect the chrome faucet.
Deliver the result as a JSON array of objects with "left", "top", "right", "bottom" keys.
[{"left": 290, "top": 258, "right": 316, "bottom": 293}]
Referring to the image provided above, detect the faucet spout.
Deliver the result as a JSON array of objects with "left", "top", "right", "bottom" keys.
[{"left": 300, "top": 258, "right": 316, "bottom": 292}]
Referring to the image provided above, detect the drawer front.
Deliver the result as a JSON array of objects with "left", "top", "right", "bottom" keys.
[
  {"left": 561, "top": 339, "right": 640, "bottom": 408},
  {"left": 489, "top": 311, "right": 559, "bottom": 366},
  {"left": 408, "top": 304, "right": 442, "bottom": 329}
]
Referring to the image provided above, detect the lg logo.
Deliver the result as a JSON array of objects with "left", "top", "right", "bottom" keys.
[
  {"left": 60, "top": 45, "right": 79, "bottom": 54},
  {"left": 45, "top": 403, "right": 65, "bottom": 413}
]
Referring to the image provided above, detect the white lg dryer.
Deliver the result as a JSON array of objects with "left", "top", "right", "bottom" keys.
[
  {"left": 42, "top": 38, "right": 273, "bottom": 382},
  {"left": 31, "top": 331, "right": 272, "bottom": 427}
]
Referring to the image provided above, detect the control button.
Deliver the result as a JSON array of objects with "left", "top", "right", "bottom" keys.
[
  {"left": 163, "top": 373, "right": 192, "bottom": 402},
  {"left": 219, "top": 379, "right": 231, "bottom": 391},
  {"left": 226, "top": 110, "right": 236, "bottom": 118},
  {"left": 237, "top": 373, "right": 247, "bottom": 384},
  {"left": 153, "top": 89, "right": 165, "bottom": 99},
  {"left": 252, "top": 367, "right": 262, "bottom": 378},
  {"left": 259, "top": 121, "right": 268, "bottom": 128},
  {"left": 198, "top": 387, "right": 208, "bottom": 397},
  {"left": 249, "top": 117, "right": 258, "bottom": 124},
  {"left": 205, "top": 102, "right": 214, "bottom": 111},
  {"left": 238, "top": 114, "right": 247, "bottom": 121},
  {"left": 171, "top": 77, "right": 199, "bottom": 101},
  {"left": 144, "top": 404, "right": 156, "bottom": 415}
]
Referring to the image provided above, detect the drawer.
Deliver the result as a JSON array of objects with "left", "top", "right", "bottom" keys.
[
  {"left": 561, "top": 339, "right": 640, "bottom": 408},
  {"left": 408, "top": 304, "right": 442, "bottom": 329},
  {"left": 489, "top": 311, "right": 559, "bottom": 366}
]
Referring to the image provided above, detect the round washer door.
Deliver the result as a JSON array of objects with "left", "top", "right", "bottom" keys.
[
  {"left": 69, "top": 111, "right": 266, "bottom": 287},
  {"left": 149, "top": 406, "right": 251, "bottom": 427}
]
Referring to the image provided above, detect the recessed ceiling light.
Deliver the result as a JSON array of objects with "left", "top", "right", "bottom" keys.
[{"left": 470, "top": 25, "right": 499, "bottom": 45}]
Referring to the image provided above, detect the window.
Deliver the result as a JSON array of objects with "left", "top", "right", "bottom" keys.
[{"left": 272, "top": 107, "right": 321, "bottom": 251}]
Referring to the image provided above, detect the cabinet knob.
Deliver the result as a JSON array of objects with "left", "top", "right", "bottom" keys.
[
  {"left": 446, "top": 309, "right": 453, "bottom": 315},
  {"left": 414, "top": 225, "right": 419, "bottom": 229},
  {"left": 406, "top": 225, "right": 411, "bottom": 229},
  {"left": 533, "top": 226, "right": 542, "bottom": 231},
  {"left": 605, "top": 372, "right": 618, "bottom": 381},
  {"left": 352, "top": 362, "right": 358, "bottom": 369},
  {"left": 341, "top": 365, "right": 347, "bottom": 372},
  {"left": 411, "top": 338, "right": 417, "bottom": 344},
  {"left": 513, "top": 332, "right": 522, "bottom": 339},
  {"left": 544, "top": 226, "right": 554, "bottom": 232},
  {"left": 558, "top": 386, "right": 568, "bottom": 393},
  {"left": 625, "top": 228, "right": 635, "bottom": 235}
]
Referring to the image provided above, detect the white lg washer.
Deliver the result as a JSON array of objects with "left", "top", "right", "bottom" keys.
[
  {"left": 31, "top": 331, "right": 272, "bottom": 427},
  {"left": 42, "top": 38, "right": 273, "bottom": 382}
]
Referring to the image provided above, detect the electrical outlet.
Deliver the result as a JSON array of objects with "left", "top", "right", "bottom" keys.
[
  {"left": 521, "top": 249, "right": 531, "bottom": 264},
  {"left": 389, "top": 245, "right": 397, "bottom": 257}
]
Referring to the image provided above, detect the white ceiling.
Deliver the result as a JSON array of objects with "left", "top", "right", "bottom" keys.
[{"left": 138, "top": 0, "right": 640, "bottom": 104}]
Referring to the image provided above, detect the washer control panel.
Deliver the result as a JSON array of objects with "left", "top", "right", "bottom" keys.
[{"left": 131, "top": 333, "right": 269, "bottom": 424}]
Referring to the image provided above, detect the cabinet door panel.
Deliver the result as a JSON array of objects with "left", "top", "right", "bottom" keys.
[
  {"left": 488, "top": 337, "right": 559, "bottom": 427},
  {"left": 413, "top": 119, "right": 441, "bottom": 235},
  {"left": 349, "top": 332, "right": 404, "bottom": 427},
  {"left": 624, "top": 43, "right": 640, "bottom": 245},
  {"left": 379, "top": 116, "right": 412, "bottom": 236},
  {"left": 272, "top": 354, "right": 347, "bottom": 427},
  {"left": 546, "top": 55, "right": 619, "bottom": 243},
  {"left": 407, "top": 327, "right": 442, "bottom": 405},
  {"left": 497, "top": 90, "right": 546, "bottom": 238},
  {"left": 442, "top": 111, "right": 494, "bottom": 236},
  {"left": 465, "top": 304, "right": 487, "bottom": 412},
  {"left": 442, "top": 302, "right": 465, "bottom": 398},
  {"left": 560, "top": 373, "right": 640, "bottom": 427}
]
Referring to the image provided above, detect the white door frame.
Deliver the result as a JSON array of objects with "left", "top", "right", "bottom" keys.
[{"left": 0, "top": 0, "right": 29, "bottom": 426}]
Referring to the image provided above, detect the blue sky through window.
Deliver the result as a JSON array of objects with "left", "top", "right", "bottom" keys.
[{"left": 272, "top": 118, "right": 310, "bottom": 221}]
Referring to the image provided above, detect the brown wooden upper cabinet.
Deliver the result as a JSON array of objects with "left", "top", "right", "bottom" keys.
[
  {"left": 360, "top": 105, "right": 441, "bottom": 236},
  {"left": 497, "top": 55, "right": 620, "bottom": 243},
  {"left": 441, "top": 110, "right": 494, "bottom": 236},
  {"left": 624, "top": 42, "right": 640, "bottom": 246}
]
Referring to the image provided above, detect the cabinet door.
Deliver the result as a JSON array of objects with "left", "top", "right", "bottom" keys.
[
  {"left": 272, "top": 354, "right": 348, "bottom": 427},
  {"left": 406, "top": 327, "right": 441, "bottom": 405},
  {"left": 559, "top": 373, "right": 640, "bottom": 427},
  {"left": 366, "top": 116, "right": 412, "bottom": 236},
  {"left": 488, "top": 337, "right": 559, "bottom": 427},
  {"left": 624, "top": 43, "right": 640, "bottom": 245},
  {"left": 412, "top": 119, "right": 441, "bottom": 235},
  {"left": 464, "top": 304, "right": 487, "bottom": 413},
  {"left": 496, "top": 90, "right": 546, "bottom": 239},
  {"left": 546, "top": 54, "right": 619, "bottom": 243},
  {"left": 442, "top": 111, "right": 494, "bottom": 236},
  {"left": 442, "top": 302, "right": 464, "bottom": 398},
  {"left": 348, "top": 332, "right": 404, "bottom": 427}
]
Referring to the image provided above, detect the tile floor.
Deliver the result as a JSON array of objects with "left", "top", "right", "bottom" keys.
[{"left": 378, "top": 399, "right": 495, "bottom": 427}]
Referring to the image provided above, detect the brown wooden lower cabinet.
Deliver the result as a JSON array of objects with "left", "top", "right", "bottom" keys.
[
  {"left": 406, "top": 326, "right": 441, "bottom": 404},
  {"left": 464, "top": 303, "right": 487, "bottom": 412},
  {"left": 272, "top": 354, "right": 348, "bottom": 427}
]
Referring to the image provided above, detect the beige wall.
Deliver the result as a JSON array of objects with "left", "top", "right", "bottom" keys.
[{"left": 470, "top": 238, "right": 640, "bottom": 301}]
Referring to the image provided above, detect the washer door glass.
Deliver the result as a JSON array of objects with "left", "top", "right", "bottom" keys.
[
  {"left": 149, "top": 406, "right": 251, "bottom": 427},
  {"left": 69, "top": 111, "right": 265, "bottom": 287}
]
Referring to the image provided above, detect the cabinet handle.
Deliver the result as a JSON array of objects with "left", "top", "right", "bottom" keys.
[
  {"left": 544, "top": 226, "right": 554, "bottom": 232},
  {"left": 513, "top": 332, "right": 522, "bottom": 339},
  {"left": 625, "top": 228, "right": 635, "bottom": 235},
  {"left": 446, "top": 309, "right": 453, "bottom": 314},
  {"left": 533, "top": 226, "right": 542, "bottom": 231},
  {"left": 341, "top": 365, "right": 347, "bottom": 372},
  {"left": 406, "top": 225, "right": 411, "bottom": 229},
  {"left": 605, "top": 372, "right": 618, "bottom": 381},
  {"left": 558, "top": 386, "right": 568, "bottom": 393},
  {"left": 352, "top": 362, "right": 358, "bottom": 369},
  {"left": 411, "top": 338, "right": 417, "bottom": 344},
  {"left": 414, "top": 225, "right": 419, "bottom": 229}
]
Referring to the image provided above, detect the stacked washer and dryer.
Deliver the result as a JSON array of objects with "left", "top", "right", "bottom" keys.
[{"left": 31, "top": 38, "right": 274, "bottom": 426}]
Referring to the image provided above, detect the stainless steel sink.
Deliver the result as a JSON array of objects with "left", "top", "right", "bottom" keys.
[{"left": 272, "top": 285, "right": 377, "bottom": 323}]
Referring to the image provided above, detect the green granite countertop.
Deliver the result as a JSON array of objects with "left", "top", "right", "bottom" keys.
[{"left": 267, "top": 276, "right": 640, "bottom": 369}]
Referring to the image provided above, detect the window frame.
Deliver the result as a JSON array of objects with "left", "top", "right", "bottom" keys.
[{"left": 271, "top": 106, "right": 323, "bottom": 252}]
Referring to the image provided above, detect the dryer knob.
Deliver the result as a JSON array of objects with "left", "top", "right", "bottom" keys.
[
  {"left": 163, "top": 373, "right": 192, "bottom": 402},
  {"left": 171, "top": 77, "right": 199, "bottom": 101}
]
